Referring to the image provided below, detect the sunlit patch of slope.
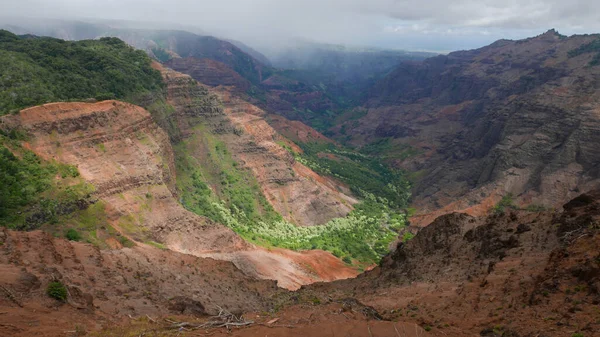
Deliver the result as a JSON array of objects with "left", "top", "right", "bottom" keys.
[
  {"left": 0, "top": 133, "right": 94, "bottom": 229},
  {"left": 0, "top": 30, "right": 163, "bottom": 115}
]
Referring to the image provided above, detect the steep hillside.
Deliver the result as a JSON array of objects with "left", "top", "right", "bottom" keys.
[
  {"left": 165, "top": 57, "right": 252, "bottom": 92},
  {"left": 158, "top": 63, "right": 356, "bottom": 226},
  {"left": 335, "top": 30, "right": 600, "bottom": 225},
  {"left": 0, "top": 30, "right": 163, "bottom": 115},
  {"left": 1, "top": 101, "right": 247, "bottom": 253},
  {"left": 0, "top": 31, "right": 412, "bottom": 288},
  {"left": 0, "top": 228, "right": 280, "bottom": 337}
]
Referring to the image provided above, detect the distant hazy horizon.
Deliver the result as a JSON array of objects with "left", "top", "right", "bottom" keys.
[{"left": 1, "top": 0, "right": 600, "bottom": 52}]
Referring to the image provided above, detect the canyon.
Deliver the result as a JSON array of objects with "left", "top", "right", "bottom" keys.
[{"left": 0, "top": 24, "right": 600, "bottom": 337}]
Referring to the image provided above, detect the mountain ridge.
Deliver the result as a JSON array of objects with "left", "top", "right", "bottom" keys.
[{"left": 333, "top": 29, "right": 600, "bottom": 225}]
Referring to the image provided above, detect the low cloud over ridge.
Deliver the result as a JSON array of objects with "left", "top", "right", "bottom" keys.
[{"left": 1, "top": 0, "right": 599, "bottom": 51}]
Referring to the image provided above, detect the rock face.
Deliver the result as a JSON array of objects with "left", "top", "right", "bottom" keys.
[
  {"left": 308, "top": 190, "right": 600, "bottom": 336},
  {"left": 338, "top": 30, "right": 600, "bottom": 225}
]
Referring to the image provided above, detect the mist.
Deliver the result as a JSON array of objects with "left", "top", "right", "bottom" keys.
[{"left": 1, "top": 0, "right": 600, "bottom": 52}]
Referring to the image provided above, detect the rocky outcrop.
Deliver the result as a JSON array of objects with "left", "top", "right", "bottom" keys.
[
  {"left": 339, "top": 30, "right": 600, "bottom": 225},
  {"left": 307, "top": 190, "right": 600, "bottom": 336}
]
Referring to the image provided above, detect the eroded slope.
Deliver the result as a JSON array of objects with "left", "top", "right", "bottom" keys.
[
  {"left": 159, "top": 64, "right": 357, "bottom": 227},
  {"left": 1, "top": 99, "right": 357, "bottom": 290}
]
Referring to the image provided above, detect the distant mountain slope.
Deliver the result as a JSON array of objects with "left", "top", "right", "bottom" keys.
[
  {"left": 0, "top": 17, "right": 108, "bottom": 41},
  {"left": 226, "top": 38, "right": 273, "bottom": 67},
  {"left": 334, "top": 30, "right": 600, "bottom": 225}
]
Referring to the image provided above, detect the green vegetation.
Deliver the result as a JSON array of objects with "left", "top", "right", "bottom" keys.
[
  {"left": 0, "top": 135, "right": 95, "bottom": 229},
  {"left": 492, "top": 194, "right": 517, "bottom": 215},
  {"left": 175, "top": 124, "right": 282, "bottom": 229},
  {"left": 0, "top": 30, "right": 163, "bottom": 115},
  {"left": 360, "top": 138, "right": 422, "bottom": 162},
  {"left": 46, "top": 281, "right": 68, "bottom": 302},
  {"left": 402, "top": 232, "right": 415, "bottom": 242},
  {"left": 175, "top": 123, "right": 411, "bottom": 264},
  {"left": 65, "top": 228, "right": 81, "bottom": 241},
  {"left": 150, "top": 47, "right": 172, "bottom": 63},
  {"left": 525, "top": 204, "right": 547, "bottom": 212},
  {"left": 292, "top": 142, "right": 411, "bottom": 208},
  {"left": 1, "top": 133, "right": 135, "bottom": 248},
  {"left": 146, "top": 241, "right": 167, "bottom": 250}
]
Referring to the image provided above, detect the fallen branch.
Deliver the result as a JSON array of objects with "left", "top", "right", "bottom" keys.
[
  {"left": 166, "top": 305, "right": 254, "bottom": 331},
  {"left": 393, "top": 323, "right": 401, "bottom": 337}
]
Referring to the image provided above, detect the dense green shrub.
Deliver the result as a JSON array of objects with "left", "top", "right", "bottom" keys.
[
  {"left": 65, "top": 228, "right": 81, "bottom": 241},
  {"left": 492, "top": 194, "right": 516, "bottom": 215},
  {"left": 0, "top": 140, "right": 93, "bottom": 229},
  {"left": 46, "top": 281, "right": 67, "bottom": 302},
  {"left": 292, "top": 142, "right": 411, "bottom": 208},
  {"left": 0, "top": 30, "right": 164, "bottom": 115},
  {"left": 0, "top": 145, "right": 54, "bottom": 223}
]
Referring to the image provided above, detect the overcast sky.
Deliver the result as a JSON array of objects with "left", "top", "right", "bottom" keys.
[{"left": 1, "top": 0, "right": 600, "bottom": 52}]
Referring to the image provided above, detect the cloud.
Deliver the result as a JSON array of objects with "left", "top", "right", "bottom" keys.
[{"left": 1, "top": 0, "right": 600, "bottom": 51}]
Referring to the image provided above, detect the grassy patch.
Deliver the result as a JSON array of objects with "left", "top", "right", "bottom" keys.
[
  {"left": 492, "top": 193, "right": 517, "bottom": 215},
  {"left": 146, "top": 241, "right": 167, "bottom": 250},
  {"left": 0, "top": 135, "right": 95, "bottom": 229}
]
